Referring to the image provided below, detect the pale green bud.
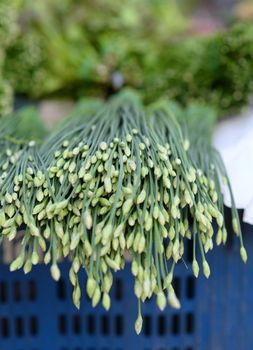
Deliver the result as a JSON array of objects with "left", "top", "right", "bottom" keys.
[
  {"left": 36, "top": 189, "right": 44, "bottom": 202},
  {"left": 70, "top": 230, "right": 80, "bottom": 251},
  {"left": 92, "top": 287, "right": 101, "bottom": 307},
  {"left": 105, "top": 256, "right": 120, "bottom": 271},
  {"left": 30, "top": 223, "right": 40, "bottom": 237},
  {"left": 55, "top": 221, "right": 64, "bottom": 239},
  {"left": 103, "top": 272, "right": 113, "bottom": 293},
  {"left": 143, "top": 277, "right": 151, "bottom": 297},
  {"left": 240, "top": 246, "right": 247, "bottom": 263},
  {"left": 104, "top": 176, "right": 112, "bottom": 193},
  {"left": 87, "top": 277, "right": 97, "bottom": 299},
  {"left": 168, "top": 286, "right": 181, "bottom": 309},
  {"left": 192, "top": 259, "right": 199, "bottom": 278},
  {"left": 68, "top": 161, "right": 76, "bottom": 173},
  {"left": 232, "top": 217, "right": 239, "bottom": 235},
  {"left": 83, "top": 173, "right": 92, "bottom": 182},
  {"left": 127, "top": 232, "right": 135, "bottom": 249},
  {"left": 157, "top": 290, "right": 166, "bottom": 311},
  {"left": 5, "top": 192, "right": 13, "bottom": 204},
  {"left": 216, "top": 212, "right": 224, "bottom": 228},
  {"left": 72, "top": 257, "right": 80, "bottom": 274},
  {"left": 133, "top": 232, "right": 141, "bottom": 252},
  {"left": 203, "top": 260, "right": 210, "bottom": 278},
  {"left": 69, "top": 268, "right": 77, "bottom": 286},
  {"left": 135, "top": 314, "right": 143, "bottom": 334},
  {"left": 164, "top": 272, "right": 173, "bottom": 288},
  {"left": 102, "top": 224, "right": 113, "bottom": 244},
  {"left": 44, "top": 225, "right": 50, "bottom": 239},
  {"left": 136, "top": 190, "right": 146, "bottom": 205},
  {"left": 23, "top": 259, "right": 32, "bottom": 274},
  {"left": 0, "top": 211, "right": 6, "bottom": 226},
  {"left": 50, "top": 264, "right": 61, "bottom": 281},
  {"left": 10, "top": 254, "right": 24, "bottom": 271},
  {"left": 122, "top": 198, "right": 133, "bottom": 216},
  {"left": 144, "top": 216, "right": 153, "bottom": 231},
  {"left": 131, "top": 260, "right": 139, "bottom": 276},
  {"left": 31, "top": 252, "right": 39, "bottom": 265},
  {"left": 112, "top": 238, "right": 119, "bottom": 251},
  {"left": 44, "top": 251, "right": 51, "bottom": 264},
  {"left": 141, "top": 166, "right": 149, "bottom": 177},
  {"left": 179, "top": 222, "right": 185, "bottom": 237},
  {"left": 138, "top": 235, "right": 146, "bottom": 254},
  {"left": 114, "top": 223, "right": 125, "bottom": 238},
  {"left": 168, "top": 226, "right": 176, "bottom": 240},
  {"left": 119, "top": 233, "right": 126, "bottom": 250},
  {"left": 73, "top": 284, "right": 81, "bottom": 309},
  {"left": 222, "top": 227, "right": 227, "bottom": 244},
  {"left": 33, "top": 202, "right": 45, "bottom": 215},
  {"left": 102, "top": 293, "right": 111, "bottom": 311},
  {"left": 166, "top": 241, "right": 173, "bottom": 259},
  {"left": 84, "top": 210, "right": 92, "bottom": 230},
  {"left": 153, "top": 205, "right": 159, "bottom": 220},
  {"left": 158, "top": 212, "right": 165, "bottom": 226},
  {"left": 171, "top": 205, "right": 178, "bottom": 219},
  {"left": 5, "top": 205, "right": 15, "bottom": 218},
  {"left": 216, "top": 228, "right": 222, "bottom": 246},
  {"left": 172, "top": 239, "right": 180, "bottom": 257},
  {"left": 134, "top": 281, "right": 142, "bottom": 298}
]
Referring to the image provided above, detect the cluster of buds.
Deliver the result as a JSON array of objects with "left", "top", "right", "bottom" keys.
[{"left": 0, "top": 94, "right": 246, "bottom": 334}]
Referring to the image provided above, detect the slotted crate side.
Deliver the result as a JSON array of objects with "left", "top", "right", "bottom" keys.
[
  {"left": 1, "top": 223, "right": 253, "bottom": 350},
  {"left": 196, "top": 222, "right": 253, "bottom": 350},
  {"left": 0, "top": 260, "right": 196, "bottom": 350}
]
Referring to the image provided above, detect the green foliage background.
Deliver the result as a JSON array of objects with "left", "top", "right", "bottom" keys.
[{"left": 1, "top": 0, "right": 253, "bottom": 117}]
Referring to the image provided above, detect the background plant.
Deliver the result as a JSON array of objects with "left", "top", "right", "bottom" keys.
[{"left": 3, "top": 1, "right": 253, "bottom": 116}]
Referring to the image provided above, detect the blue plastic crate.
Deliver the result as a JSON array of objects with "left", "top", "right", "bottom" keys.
[{"left": 0, "top": 221, "right": 252, "bottom": 350}]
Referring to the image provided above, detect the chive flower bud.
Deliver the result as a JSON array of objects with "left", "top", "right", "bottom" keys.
[
  {"left": 84, "top": 210, "right": 92, "bottom": 230},
  {"left": 136, "top": 189, "right": 146, "bottom": 205},
  {"left": 10, "top": 254, "right": 24, "bottom": 271},
  {"left": 122, "top": 198, "right": 133, "bottom": 216},
  {"left": 73, "top": 285, "right": 81, "bottom": 309},
  {"left": 203, "top": 260, "right": 211, "bottom": 278},
  {"left": 156, "top": 290, "right": 167, "bottom": 311},
  {"left": 102, "top": 293, "right": 111, "bottom": 311},
  {"left": 135, "top": 314, "right": 143, "bottom": 334},
  {"left": 168, "top": 287, "right": 181, "bottom": 309},
  {"left": 92, "top": 287, "right": 101, "bottom": 307},
  {"left": 192, "top": 259, "right": 199, "bottom": 278},
  {"left": 50, "top": 264, "right": 61, "bottom": 281},
  {"left": 240, "top": 246, "right": 247, "bottom": 263},
  {"left": 232, "top": 217, "right": 239, "bottom": 235}
]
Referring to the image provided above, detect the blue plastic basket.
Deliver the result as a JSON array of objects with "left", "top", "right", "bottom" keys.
[{"left": 0, "top": 221, "right": 252, "bottom": 350}]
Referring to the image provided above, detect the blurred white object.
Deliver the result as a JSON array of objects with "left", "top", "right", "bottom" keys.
[{"left": 214, "top": 106, "right": 253, "bottom": 224}]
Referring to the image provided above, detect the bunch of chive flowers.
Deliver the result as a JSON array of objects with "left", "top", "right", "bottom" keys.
[{"left": 0, "top": 93, "right": 246, "bottom": 334}]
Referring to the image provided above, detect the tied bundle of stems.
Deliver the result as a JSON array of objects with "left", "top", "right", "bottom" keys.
[{"left": 0, "top": 92, "right": 246, "bottom": 334}]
